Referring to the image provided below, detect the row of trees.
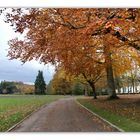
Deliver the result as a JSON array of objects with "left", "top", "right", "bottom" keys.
[
  {"left": 1, "top": 68, "right": 139, "bottom": 95},
  {"left": 0, "top": 71, "right": 46, "bottom": 95},
  {"left": 2, "top": 8, "right": 140, "bottom": 99},
  {"left": 0, "top": 81, "right": 34, "bottom": 94},
  {"left": 46, "top": 69, "right": 91, "bottom": 95},
  {"left": 47, "top": 67, "right": 140, "bottom": 96}
]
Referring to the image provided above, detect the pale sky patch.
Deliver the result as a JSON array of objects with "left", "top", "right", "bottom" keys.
[{"left": 0, "top": 13, "right": 55, "bottom": 84}]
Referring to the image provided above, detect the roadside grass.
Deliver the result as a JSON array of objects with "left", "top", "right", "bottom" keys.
[
  {"left": 77, "top": 96, "right": 140, "bottom": 132},
  {"left": 0, "top": 95, "right": 65, "bottom": 131}
]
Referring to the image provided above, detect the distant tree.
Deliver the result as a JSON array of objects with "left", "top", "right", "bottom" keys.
[
  {"left": 46, "top": 80, "right": 55, "bottom": 95},
  {"left": 53, "top": 78, "right": 71, "bottom": 95},
  {"left": 34, "top": 70, "right": 46, "bottom": 95},
  {"left": 0, "top": 81, "right": 17, "bottom": 94},
  {"left": 71, "top": 82, "right": 84, "bottom": 95},
  {"left": 16, "top": 83, "right": 34, "bottom": 94}
]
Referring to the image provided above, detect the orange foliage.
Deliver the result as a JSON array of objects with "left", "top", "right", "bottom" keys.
[{"left": 2, "top": 9, "right": 140, "bottom": 96}]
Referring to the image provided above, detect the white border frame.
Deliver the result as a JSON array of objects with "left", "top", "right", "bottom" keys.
[
  {"left": 0, "top": 0, "right": 140, "bottom": 140},
  {"left": 0, "top": 0, "right": 140, "bottom": 7}
]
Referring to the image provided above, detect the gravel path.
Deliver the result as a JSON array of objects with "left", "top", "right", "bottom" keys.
[{"left": 10, "top": 97, "right": 119, "bottom": 132}]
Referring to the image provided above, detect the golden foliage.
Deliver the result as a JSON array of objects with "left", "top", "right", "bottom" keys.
[{"left": 2, "top": 8, "right": 140, "bottom": 88}]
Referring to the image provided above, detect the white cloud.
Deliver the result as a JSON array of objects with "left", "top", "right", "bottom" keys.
[{"left": 0, "top": 12, "right": 55, "bottom": 84}]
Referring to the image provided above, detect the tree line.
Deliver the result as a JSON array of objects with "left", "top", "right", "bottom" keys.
[
  {"left": 0, "top": 71, "right": 46, "bottom": 95},
  {"left": 0, "top": 81, "right": 34, "bottom": 94},
  {"left": 46, "top": 68, "right": 140, "bottom": 96}
]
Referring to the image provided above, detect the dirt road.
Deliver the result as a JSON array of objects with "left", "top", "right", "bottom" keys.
[{"left": 10, "top": 97, "right": 118, "bottom": 132}]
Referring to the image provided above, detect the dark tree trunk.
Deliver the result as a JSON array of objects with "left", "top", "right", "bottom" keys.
[
  {"left": 123, "top": 87, "right": 125, "bottom": 93},
  {"left": 88, "top": 81, "right": 97, "bottom": 99},
  {"left": 92, "top": 83, "right": 97, "bottom": 99},
  {"left": 104, "top": 47, "right": 119, "bottom": 99},
  {"left": 135, "top": 85, "right": 138, "bottom": 93}
]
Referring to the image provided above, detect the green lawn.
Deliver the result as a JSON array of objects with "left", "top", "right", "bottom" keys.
[
  {"left": 0, "top": 95, "right": 65, "bottom": 131},
  {"left": 77, "top": 96, "right": 140, "bottom": 132}
]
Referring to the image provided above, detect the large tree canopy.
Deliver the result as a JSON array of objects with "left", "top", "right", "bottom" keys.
[
  {"left": 2, "top": 8, "right": 140, "bottom": 98},
  {"left": 4, "top": 9, "right": 140, "bottom": 62}
]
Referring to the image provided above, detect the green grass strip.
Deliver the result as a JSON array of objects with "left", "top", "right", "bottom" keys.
[
  {"left": 0, "top": 95, "right": 65, "bottom": 132},
  {"left": 77, "top": 99, "right": 140, "bottom": 132}
]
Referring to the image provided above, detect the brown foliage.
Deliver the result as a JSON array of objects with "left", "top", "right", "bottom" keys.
[
  {"left": 4, "top": 8, "right": 140, "bottom": 63},
  {"left": 2, "top": 8, "right": 140, "bottom": 97}
]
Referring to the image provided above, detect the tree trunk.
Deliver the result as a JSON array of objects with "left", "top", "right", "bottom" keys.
[
  {"left": 104, "top": 47, "right": 118, "bottom": 99},
  {"left": 130, "top": 86, "right": 132, "bottom": 93},
  {"left": 123, "top": 87, "right": 125, "bottom": 93},
  {"left": 135, "top": 85, "right": 138, "bottom": 93},
  {"left": 84, "top": 85, "right": 88, "bottom": 96},
  {"left": 132, "top": 79, "right": 135, "bottom": 93},
  {"left": 88, "top": 81, "right": 97, "bottom": 99},
  {"left": 91, "top": 83, "right": 97, "bottom": 99}
]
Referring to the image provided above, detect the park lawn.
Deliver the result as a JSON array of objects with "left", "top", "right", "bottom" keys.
[
  {"left": 0, "top": 95, "right": 65, "bottom": 132},
  {"left": 77, "top": 95, "right": 140, "bottom": 132}
]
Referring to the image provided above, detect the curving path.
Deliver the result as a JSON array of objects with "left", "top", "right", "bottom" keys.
[{"left": 10, "top": 97, "right": 119, "bottom": 132}]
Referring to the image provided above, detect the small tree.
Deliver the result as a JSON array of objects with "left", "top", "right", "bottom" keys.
[
  {"left": 52, "top": 78, "right": 71, "bottom": 95},
  {"left": 71, "top": 82, "right": 84, "bottom": 95},
  {"left": 34, "top": 70, "right": 46, "bottom": 95}
]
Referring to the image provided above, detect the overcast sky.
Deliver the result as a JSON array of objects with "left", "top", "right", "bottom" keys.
[{"left": 0, "top": 14, "right": 55, "bottom": 84}]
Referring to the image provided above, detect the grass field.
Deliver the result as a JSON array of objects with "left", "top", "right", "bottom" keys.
[
  {"left": 77, "top": 95, "right": 140, "bottom": 132},
  {"left": 0, "top": 95, "right": 65, "bottom": 132}
]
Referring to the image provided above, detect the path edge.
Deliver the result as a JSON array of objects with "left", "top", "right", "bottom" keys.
[{"left": 75, "top": 99, "right": 125, "bottom": 132}]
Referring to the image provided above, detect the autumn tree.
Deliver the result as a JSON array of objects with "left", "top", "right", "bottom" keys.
[
  {"left": 50, "top": 69, "right": 71, "bottom": 95},
  {"left": 58, "top": 44, "right": 105, "bottom": 99},
  {"left": 71, "top": 82, "right": 85, "bottom": 95},
  {"left": 112, "top": 46, "right": 140, "bottom": 93},
  {"left": 2, "top": 8, "right": 140, "bottom": 99},
  {"left": 50, "top": 69, "right": 89, "bottom": 95},
  {"left": 46, "top": 80, "right": 55, "bottom": 95},
  {"left": 34, "top": 70, "right": 46, "bottom": 94},
  {"left": 16, "top": 83, "right": 34, "bottom": 94},
  {"left": 121, "top": 62, "right": 140, "bottom": 93}
]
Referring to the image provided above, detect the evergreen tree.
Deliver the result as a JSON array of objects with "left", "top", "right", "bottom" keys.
[{"left": 34, "top": 70, "right": 46, "bottom": 94}]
